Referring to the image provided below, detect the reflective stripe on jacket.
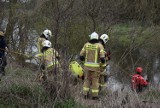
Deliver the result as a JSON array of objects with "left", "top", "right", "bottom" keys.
[
  {"left": 80, "top": 42, "right": 105, "bottom": 68},
  {"left": 42, "top": 48, "right": 60, "bottom": 69}
]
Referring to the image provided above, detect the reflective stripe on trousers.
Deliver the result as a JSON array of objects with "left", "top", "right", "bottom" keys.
[
  {"left": 92, "top": 89, "right": 99, "bottom": 93},
  {"left": 83, "top": 87, "right": 89, "bottom": 92},
  {"left": 47, "top": 61, "right": 59, "bottom": 68},
  {"left": 100, "top": 84, "right": 107, "bottom": 87}
]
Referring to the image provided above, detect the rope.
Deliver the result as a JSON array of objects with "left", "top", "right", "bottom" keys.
[{"left": 0, "top": 48, "right": 34, "bottom": 59}]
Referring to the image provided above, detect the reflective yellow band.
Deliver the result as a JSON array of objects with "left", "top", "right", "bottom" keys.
[
  {"left": 92, "top": 89, "right": 99, "bottom": 93},
  {"left": 85, "top": 50, "right": 88, "bottom": 61},
  {"left": 100, "top": 50, "right": 104, "bottom": 53},
  {"left": 36, "top": 53, "right": 43, "bottom": 57},
  {"left": 47, "top": 61, "right": 59, "bottom": 68},
  {"left": 84, "top": 62, "right": 100, "bottom": 67},
  {"left": 83, "top": 87, "right": 89, "bottom": 91},
  {"left": 47, "top": 63, "right": 53, "bottom": 68},
  {"left": 86, "top": 48, "right": 97, "bottom": 50},
  {"left": 100, "top": 84, "right": 107, "bottom": 87},
  {"left": 87, "top": 44, "right": 97, "bottom": 47},
  {"left": 95, "top": 49, "right": 98, "bottom": 63},
  {"left": 86, "top": 44, "right": 98, "bottom": 50},
  {"left": 101, "top": 63, "right": 107, "bottom": 67}
]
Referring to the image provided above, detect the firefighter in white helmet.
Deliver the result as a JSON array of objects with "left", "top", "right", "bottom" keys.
[
  {"left": 99, "top": 34, "right": 110, "bottom": 90},
  {"left": 36, "top": 29, "right": 52, "bottom": 58},
  {"left": 36, "top": 40, "right": 60, "bottom": 82},
  {"left": 100, "top": 34, "right": 109, "bottom": 44},
  {"left": 37, "top": 29, "right": 52, "bottom": 53},
  {"left": 80, "top": 32, "right": 106, "bottom": 100}
]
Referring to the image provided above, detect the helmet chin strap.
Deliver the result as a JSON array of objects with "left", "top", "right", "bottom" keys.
[
  {"left": 47, "top": 30, "right": 49, "bottom": 36},
  {"left": 105, "top": 39, "right": 108, "bottom": 43}
]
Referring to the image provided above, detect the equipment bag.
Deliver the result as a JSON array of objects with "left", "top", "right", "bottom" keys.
[{"left": 69, "top": 61, "right": 84, "bottom": 77}]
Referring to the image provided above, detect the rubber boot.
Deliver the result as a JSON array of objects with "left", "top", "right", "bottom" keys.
[{"left": 92, "top": 96, "right": 99, "bottom": 100}]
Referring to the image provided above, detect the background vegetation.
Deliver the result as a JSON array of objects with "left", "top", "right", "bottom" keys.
[{"left": 0, "top": 0, "right": 160, "bottom": 107}]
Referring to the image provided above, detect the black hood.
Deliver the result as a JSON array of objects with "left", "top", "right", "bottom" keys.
[
  {"left": 89, "top": 39, "right": 99, "bottom": 44},
  {"left": 99, "top": 39, "right": 105, "bottom": 47},
  {"left": 40, "top": 34, "right": 48, "bottom": 40},
  {"left": 41, "top": 47, "right": 50, "bottom": 53}
]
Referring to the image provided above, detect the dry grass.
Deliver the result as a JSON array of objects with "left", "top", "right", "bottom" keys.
[{"left": 0, "top": 62, "right": 160, "bottom": 108}]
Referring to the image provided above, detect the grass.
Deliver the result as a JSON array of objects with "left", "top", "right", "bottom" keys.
[
  {"left": 55, "top": 99, "right": 86, "bottom": 108},
  {"left": 1, "top": 22, "right": 160, "bottom": 108},
  {"left": 0, "top": 56, "right": 159, "bottom": 108},
  {"left": 0, "top": 64, "right": 86, "bottom": 108},
  {"left": 140, "top": 89, "right": 160, "bottom": 101}
]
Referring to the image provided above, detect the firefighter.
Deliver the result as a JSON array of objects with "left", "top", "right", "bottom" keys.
[
  {"left": 37, "top": 29, "right": 52, "bottom": 53},
  {"left": 35, "top": 40, "right": 60, "bottom": 82},
  {"left": 99, "top": 34, "right": 110, "bottom": 90},
  {"left": 80, "top": 32, "right": 106, "bottom": 100},
  {"left": 35, "top": 29, "right": 52, "bottom": 81},
  {"left": 0, "top": 30, "right": 8, "bottom": 77},
  {"left": 131, "top": 67, "right": 149, "bottom": 93}
]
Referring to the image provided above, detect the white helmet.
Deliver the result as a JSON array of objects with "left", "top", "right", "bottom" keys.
[
  {"left": 89, "top": 32, "right": 99, "bottom": 40},
  {"left": 42, "top": 40, "right": 52, "bottom": 47},
  {"left": 100, "top": 34, "right": 109, "bottom": 43},
  {"left": 43, "top": 29, "right": 52, "bottom": 39}
]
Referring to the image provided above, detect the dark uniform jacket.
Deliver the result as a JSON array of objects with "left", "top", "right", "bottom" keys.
[{"left": 0, "top": 36, "right": 7, "bottom": 58}]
